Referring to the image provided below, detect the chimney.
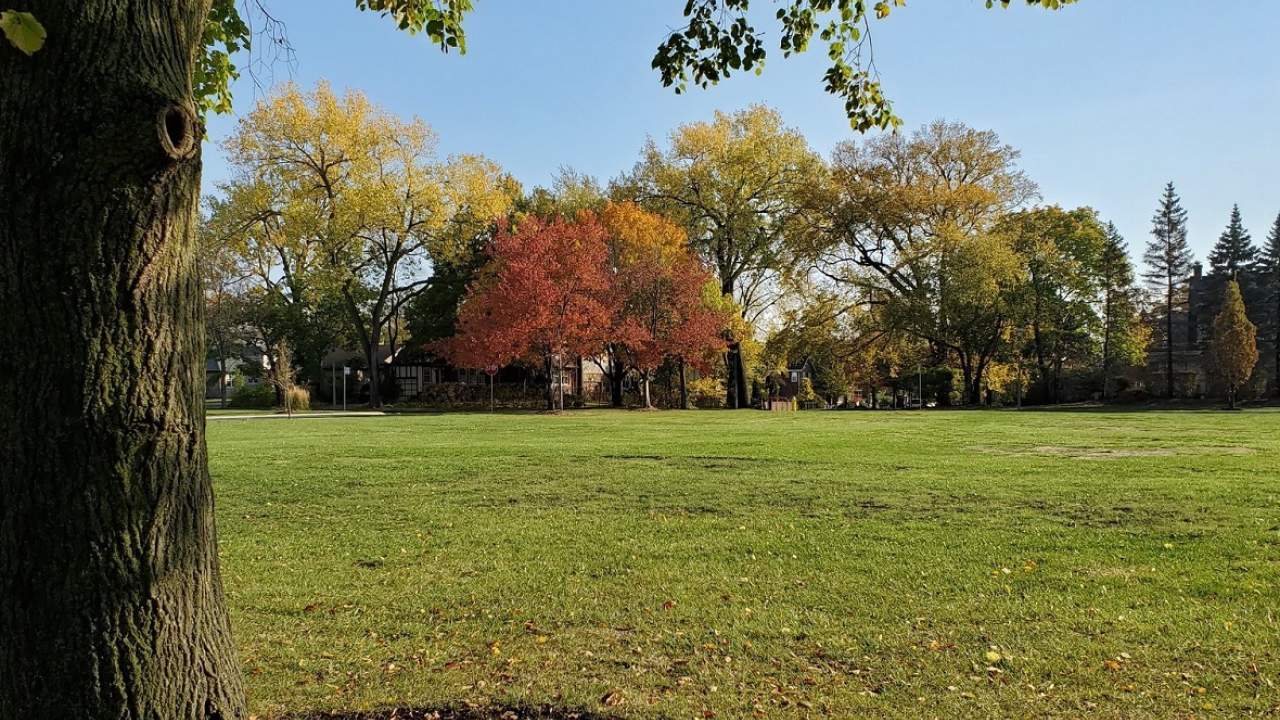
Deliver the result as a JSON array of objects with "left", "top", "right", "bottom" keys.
[{"left": 1192, "top": 262, "right": 1202, "bottom": 278}]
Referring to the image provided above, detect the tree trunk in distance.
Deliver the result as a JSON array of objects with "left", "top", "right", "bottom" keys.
[
  {"left": 574, "top": 356, "right": 584, "bottom": 404},
  {"left": 543, "top": 354, "right": 554, "bottom": 410},
  {"left": 678, "top": 357, "right": 688, "bottom": 409},
  {"left": 1166, "top": 281, "right": 1175, "bottom": 399},
  {"left": 366, "top": 339, "right": 383, "bottom": 408},
  {"left": 0, "top": 2, "right": 247, "bottom": 718},
  {"left": 606, "top": 348, "right": 624, "bottom": 407}
]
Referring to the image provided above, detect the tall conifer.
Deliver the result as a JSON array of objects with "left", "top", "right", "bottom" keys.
[
  {"left": 1143, "top": 182, "right": 1194, "bottom": 398},
  {"left": 1207, "top": 204, "right": 1258, "bottom": 278}
]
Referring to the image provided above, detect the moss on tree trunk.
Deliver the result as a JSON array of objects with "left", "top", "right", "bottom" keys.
[{"left": 0, "top": 2, "right": 247, "bottom": 717}]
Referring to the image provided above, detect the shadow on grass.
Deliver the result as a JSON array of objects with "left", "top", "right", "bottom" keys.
[{"left": 284, "top": 704, "right": 623, "bottom": 720}]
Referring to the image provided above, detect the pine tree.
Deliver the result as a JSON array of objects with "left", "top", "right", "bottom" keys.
[
  {"left": 1099, "top": 222, "right": 1145, "bottom": 399},
  {"left": 1209, "top": 279, "right": 1259, "bottom": 409},
  {"left": 1257, "top": 212, "right": 1280, "bottom": 394},
  {"left": 1143, "top": 182, "right": 1194, "bottom": 398},
  {"left": 1207, "top": 204, "right": 1258, "bottom": 278}
]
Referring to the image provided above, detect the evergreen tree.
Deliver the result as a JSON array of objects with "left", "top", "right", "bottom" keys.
[
  {"left": 1099, "top": 222, "right": 1147, "bottom": 399},
  {"left": 1207, "top": 204, "right": 1258, "bottom": 278},
  {"left": 1143, "top": 182, "right": 1194, "bottom": 398},
  {"left": 1209, "top": 279, "right": 1259, "bottom": 409},
  {"left": 1257, "top": 211, "right": 1280, "bottom": 394}
]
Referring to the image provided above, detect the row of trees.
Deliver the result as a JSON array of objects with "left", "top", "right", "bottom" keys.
[
  {"left": 204, "top": 86, "right": 1279, "bottom": 410},
  {"left": 1145, "top": 184, "right": 1280, "bottom": 399}
]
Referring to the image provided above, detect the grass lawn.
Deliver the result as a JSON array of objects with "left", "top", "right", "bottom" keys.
[{"left": 208, "top": 409, "right": 1280, "bottom": 719}]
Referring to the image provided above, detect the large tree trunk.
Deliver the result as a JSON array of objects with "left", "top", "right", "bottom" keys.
[
  {"left": 0, "top": 2, "right": 247, "bottom": 718},
  {"left": 967, "top": 376, "right": 984, "bottom": 406},
  {"left": 725, "top": 342, "right": 749, "bottom": 408}
]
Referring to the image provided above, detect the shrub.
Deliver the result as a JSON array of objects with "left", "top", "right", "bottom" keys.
[
  {"left": 798, "top": 377, "right": 817, "bottom": 402},
  {"left": 391, "top": 382, "right": 547, "bottom": 410},
  {"left": 284, "top": 386, "right": 310, "bottom": 413},
  {"left": 227, "top": 383, "right": 274, "bottom": 409},
  {"left": 687, "top": 376, "right": 724, "bottom": 409}
]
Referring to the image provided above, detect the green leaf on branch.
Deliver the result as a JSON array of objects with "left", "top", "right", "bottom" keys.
[
  {"left": 1, "top": 10, "right": 46, "bottom": 55},
  {"left": 195, "top": 0, "right": 251, "bottom": 117}
]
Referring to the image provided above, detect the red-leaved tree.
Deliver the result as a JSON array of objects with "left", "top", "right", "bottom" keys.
[
  {"left": 443, "top": 214, "right": 612, "bottom": 410},
  {"left": 623, "top": 252, "right": 729, "bottom": 407},
  {"left": 603, "top": 202, "right": 729, "bottom": 408}
]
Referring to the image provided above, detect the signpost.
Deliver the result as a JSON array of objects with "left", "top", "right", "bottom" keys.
[
  {"left": 485, "top": 365, "right": 498, "bottom": 412},
  {"left": 343, "top": 366, "right": 350, "bottom": 411}
]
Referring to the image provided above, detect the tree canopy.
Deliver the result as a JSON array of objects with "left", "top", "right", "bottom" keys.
[{"left": 192, "top": 0, "right": 1078, "bottom": 128}]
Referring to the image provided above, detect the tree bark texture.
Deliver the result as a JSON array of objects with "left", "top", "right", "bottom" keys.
[{"left": 0, "top": 2, "right": 246, "bottom": 718}]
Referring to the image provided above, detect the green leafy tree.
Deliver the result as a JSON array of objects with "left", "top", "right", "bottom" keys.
[
  {"left": 1098, "top": 222, "right": 1149, "bottom": 399},
  {"left": 1207, "top": 204, "right": 1258, "bottom": 278},
  {"left": 1143, "top": 182, "right": 1194, "bottom": 398},
  {"left": 999, "top": 206, "right": 1107, "bottom": 403},
  {"left": 651, "top": 0, "right": 1076, "bottom": 131},
  {"left": 1209, "top": 279, "right": 1259, "bottom": 409},
  {"left": 795, "top": 120, "right": 1035, "bottom": 404}
]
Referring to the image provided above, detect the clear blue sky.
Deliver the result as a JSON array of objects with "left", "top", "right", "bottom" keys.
[{"left": 203, "top": 0, "right": 1280, "bottom": 264}]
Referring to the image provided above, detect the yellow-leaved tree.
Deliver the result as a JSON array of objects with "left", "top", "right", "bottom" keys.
[
  {"left": 219, "top": 82, "right": 518, "bottom": 406},
  {"left": 620, "top": 105, "right": 823, "bottom": 408},
  {"left": 1209, "top": 279, "right": 1259, "bottom": 409}
]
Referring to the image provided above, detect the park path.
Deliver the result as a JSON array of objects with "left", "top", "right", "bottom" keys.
[{"left": 206, "top": 411, "right": 390, "bottom": 421}]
